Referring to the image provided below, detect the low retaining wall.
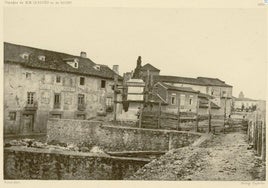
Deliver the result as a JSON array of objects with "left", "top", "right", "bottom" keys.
[
  {"left": 47, "top": 119, "right": 202, "bottom": 152},
  {"left": 4, "top": 146, "right": 149, "bottom": 180}
]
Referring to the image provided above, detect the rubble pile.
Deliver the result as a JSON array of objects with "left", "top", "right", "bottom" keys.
[
  {"left": 128, "top": 132, "right": 265, "bottom": 181},
  {"left": 127, "top": 146, "right": 209, "bottom": 180},
  {"left": 4, "top": 139, "right": 107, "bottom": 155}
]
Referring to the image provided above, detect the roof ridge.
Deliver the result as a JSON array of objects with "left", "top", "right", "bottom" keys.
[{"left": 4, "top": 41, "right": 95, "bottom": 63}]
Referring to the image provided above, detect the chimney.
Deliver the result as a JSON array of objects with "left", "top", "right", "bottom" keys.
[
  {"left": 80, "top": 51, "right": 87, "bottom": 58},
  {"left": 113, "top": 65, "right": 119, "bottom": 75}
]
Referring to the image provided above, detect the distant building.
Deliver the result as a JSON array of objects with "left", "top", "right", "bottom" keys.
[
  {"left": 154, "top": 76, "right": 233, "bottom": 116},
  {"left": 117, "top": 78, "right": 145, "bottom": 120},
  {"left": 140, "top": 63, "right": 160, "bottom": 77},
  {"left": 152, "top": 82, "right": 199, "bottom": 114},
  {"left": 130, "top": 57, "right": 233, "bottom": 116},
  {"left": 4, "top": 42, "right": 121, "bottom": 135},
  {"left": 234, "top": 98, "right": 257, "bottom": 112}
]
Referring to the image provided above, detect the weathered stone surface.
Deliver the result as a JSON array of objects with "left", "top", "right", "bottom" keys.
[
  {"left": 47, "top": 119, "right": 202, "bottom": 152},
  {"left": 4, "top": 146, "right": 148, "bottom": 180}
]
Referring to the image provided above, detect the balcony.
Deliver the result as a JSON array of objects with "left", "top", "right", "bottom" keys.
[
  {"left": 24, "top": 101, "right": 38, "bottom": 111},
  {"left": 106, "top": 106, "right": 113, "bottom": 113},
  {"left": 78, "top": 104, "right": 86, "bottom": 111},
  {"left": 53, "top": 103, "right": 61, "bottom": 109}
]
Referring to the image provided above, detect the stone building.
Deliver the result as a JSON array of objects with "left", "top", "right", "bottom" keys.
[
  {"left": 152, "top": 82, "right": 199, "bottom": 113},
  {"left": 4, "top": 42, "right": 121, "bottom": 135},
  {"left": 130, "top": 57, "right": 233, "bottom": 116},
  {"left": 154, "top": 75, "right": 233, "bottom": 116}
]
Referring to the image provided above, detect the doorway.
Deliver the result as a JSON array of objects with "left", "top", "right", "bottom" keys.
[{"left": 21, "top": 114, "right": 34, "bottom": 134}]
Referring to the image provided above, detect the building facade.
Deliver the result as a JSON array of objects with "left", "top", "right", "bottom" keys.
[
  {"left": 154, "top": 75, "right": 233, "bottom": 116},
  {"left": 4, "top": 42, "right": 120, "bottom": 135},
  {"left": 153, "top": 82, "right": 199, "bottom": 114}
]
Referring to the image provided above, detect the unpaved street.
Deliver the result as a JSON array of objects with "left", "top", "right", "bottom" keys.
[
  {"left": 128, "top": 132, "right": 265, "bottom": 181},
  {"left": 187, "top": 132, "right": 265, "bottom": 181}
]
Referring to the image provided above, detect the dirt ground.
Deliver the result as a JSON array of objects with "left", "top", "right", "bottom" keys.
[{"left": 128, "top": 132, "right": 266, "bottom": 181}]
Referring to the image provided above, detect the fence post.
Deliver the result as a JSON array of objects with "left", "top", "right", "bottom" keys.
[
  {"left": 113, "top": 74, "right": 118, "bottom": 122},
  {"left": 208, "top": 99, "right": 212, "bottom": 133},
  {"left": 257, "top": 121, "right": 262, "bottom": 156},
  {"left": 262, "top": 119, "right": 266, "bottom": 161},
  {"left": 157, "top": 102, "right": 161, "bottom": 129},
  {"left": 195, "top": 98, "right": 199, "bottom": 132},
  {"left": 253, "top": 122, "right": 257, "bottom": 151},
  {"left": 177, "top": 96, "right": 181, "bottom": 131},
  {"left": 138, "top": 108, "right": 142, "bottom": 128}
]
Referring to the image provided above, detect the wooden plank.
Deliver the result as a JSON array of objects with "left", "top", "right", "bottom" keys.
[
  {"left": 208, "top": 99, "right": 212, "bottom": 133},
  {"left": 113, "top": 75, "right": 118, "bottom": 122}
]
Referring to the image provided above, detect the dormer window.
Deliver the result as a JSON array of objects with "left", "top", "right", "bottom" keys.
[
  {"left": 94, "top": 65, "right": 101, "bottom": 71},
  {"left": 38, "top": 55, "right": 46, "bottom": 61},
  {"left": 64, "top": 58, "right": 79, "bottom": 69},
  {"left": 21, "top": 53, "right": 30, "bottom": 60}
]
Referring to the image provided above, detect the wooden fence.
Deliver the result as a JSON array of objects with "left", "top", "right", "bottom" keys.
[
  {"left": 247, "top": 111, "right": 266, "bottom": 161},
  {"left": 139, "top": 108, "right": 229, "bottom": 133}
]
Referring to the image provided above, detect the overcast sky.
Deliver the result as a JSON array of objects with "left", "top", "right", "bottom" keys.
[{"left": 4, "top": 7, "right": 267, "bottom": 100}]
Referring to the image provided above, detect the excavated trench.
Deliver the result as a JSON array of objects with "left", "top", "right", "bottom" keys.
[{"left": 4, "top": 120, "right": 207, "bottom": 180}]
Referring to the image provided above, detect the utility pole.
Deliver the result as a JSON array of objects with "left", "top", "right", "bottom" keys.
[{"left": 113, "top": 74, "right": 118, "bottom": 122}]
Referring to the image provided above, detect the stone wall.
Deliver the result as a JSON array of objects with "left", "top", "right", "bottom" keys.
[
  {"left": 47, "top": 119, "right": 202, "bottom": 152},
  {"left": 4, "top": 146, "right": 148, "bottom": 180}
]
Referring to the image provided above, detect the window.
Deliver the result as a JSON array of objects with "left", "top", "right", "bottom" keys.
[
  {"left": 78, "top": 94, "right": 85, "bottom": 105},
  {"left": 51, "top": 114, "right": 61, "bottom": 119},
  {"left": 77, "top": 114, "right": 86, "bottom": 120},
  {"left": 78, "top": 94, "right": 85, "bottom": 111},
  {"left": 27, "top": 92, "right": 35, "bottom": 105},
  {"left": 222, "top": 91, "right": 227, "bottom": 97},
  {"left": 106, "top": 97, "right": 113, "bottom": 107},
  {"left": 80, "top": 77, "right": 85, "bottom": 85},
  {"left": 74, "top": 62, "right": 78, "bottom": 68},
  {"left": 94, "top": 65, "right": 100, "bottom": 70},
  {"left": 26, "top": 72, "right": 31, "bottom": 79},
  {"left": 180, "top": 94, "right": 185, "bottom": 106},
  {"left": 54, "top": 93, "right": 61, "bottom": 108},
  {"left": 56, "top": 75, "right": 61, "bottom": 83},
  {"left": 9, "top": 112, "right": 16, "bottom": 120},
  {"left": 106, "top": 97, "right": 113, "bottom": 112},
  {"left": 22, "top": 53, "right": 29, "bottom": 60},
  {"left": 189, "top": 95, "right": 193, "bottom": 105},
  {"left": 101, "top": 80, "right": 106, "bottom": 89},
  {"left": 38, "top": 55, "right": 46, "bottom": 61},
  {"left": 171, "top": 96, "right": 176, "bottom": 105}
]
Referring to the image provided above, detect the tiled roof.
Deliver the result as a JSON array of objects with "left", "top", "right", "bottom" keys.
[
  {"left": 148, "top": 92, "right": 168, "bottom": 105},
  {"left": 235, "top": 97, "right": 257, "bottom": 102},
  {"left": 154, "top": 75, "right": 205, "bottom": 85},
  {"left": 198, "top": 92, "right": 214, "bottom": 99},
  {"left": 141, "top": 63, "right": 160, "bottom": 71},
  {"left": 154, "top": 75, "right": 232, "bottom": 87},
  {"left": 4, "top": 42, "right": 121, "bottom": 80},
  {"left": 159, "top": 82, "right": 199, "bottom": 94},
  {"left": 199, "top": 98, "right": 221, "bottom": 109},
  {"left": 197, "top": 77, "right": 232, "bottom": 87}
]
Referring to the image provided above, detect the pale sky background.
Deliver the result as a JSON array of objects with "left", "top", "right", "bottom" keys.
[{"left": 3, "top": 7, "right": 267, "bottom": 100}]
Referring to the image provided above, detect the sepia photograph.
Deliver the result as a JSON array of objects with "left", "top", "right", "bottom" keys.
[{"left": 1, "top": 0, "right": 267, "bottom": 184}]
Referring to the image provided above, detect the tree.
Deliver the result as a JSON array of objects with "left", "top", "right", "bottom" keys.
[{"left": 241, "top": 103, "right": 245, "bottom": 111}]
